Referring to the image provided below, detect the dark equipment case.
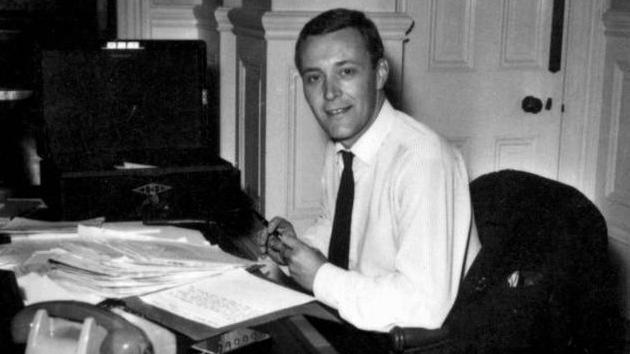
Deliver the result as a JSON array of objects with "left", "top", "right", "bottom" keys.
[{"left": 38, "top": 40, "right": 240, "bottom": 221}]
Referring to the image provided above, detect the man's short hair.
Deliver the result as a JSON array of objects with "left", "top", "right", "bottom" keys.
[{"left": 294, "top": 8, "right": 384, "bottom": 72}]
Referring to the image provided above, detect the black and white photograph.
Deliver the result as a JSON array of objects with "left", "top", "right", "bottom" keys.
[{"left": 1, "top": 1, "right": 629, "bottom": 353}]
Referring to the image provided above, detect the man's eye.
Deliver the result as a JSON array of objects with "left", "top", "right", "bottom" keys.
[
  {"left": 340, "top": 68, "right": 356, "bottom": 76},
  {"left": 305, "top": 75, "right": 321, "bottom": 84}
]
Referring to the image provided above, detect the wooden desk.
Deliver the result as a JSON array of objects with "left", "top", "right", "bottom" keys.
[{"left": 0, "top": 220, "right": 341, "bottom": 354}]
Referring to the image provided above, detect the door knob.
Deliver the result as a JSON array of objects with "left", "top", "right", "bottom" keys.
[{"left": 521, "top": 96, "right": 543, "bottom": 114}]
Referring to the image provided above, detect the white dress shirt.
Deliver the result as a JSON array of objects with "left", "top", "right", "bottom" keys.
[{"left": 300, "top": 100, "right": 481, "bottom": 332}]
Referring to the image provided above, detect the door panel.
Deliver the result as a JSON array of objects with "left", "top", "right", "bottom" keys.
[{"left": 403, "top": 0, "right": 564, "bottom": 179}]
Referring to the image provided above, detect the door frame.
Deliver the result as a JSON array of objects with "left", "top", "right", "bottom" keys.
[{"left": 558, "top": 0, "right": 608, "bottom": 199}]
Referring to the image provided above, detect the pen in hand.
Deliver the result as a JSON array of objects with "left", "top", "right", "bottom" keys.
[{"left": 251, "top": 210, "right": 281, "bottom": 255}]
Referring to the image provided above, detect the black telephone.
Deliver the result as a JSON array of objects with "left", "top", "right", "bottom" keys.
[{"left": 11, "top": 300, "right": 153, "bottom": 354}]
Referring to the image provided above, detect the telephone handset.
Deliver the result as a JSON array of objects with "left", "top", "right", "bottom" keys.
[{"left": 11, "top": 300, "right": 153, "bottom": 354}]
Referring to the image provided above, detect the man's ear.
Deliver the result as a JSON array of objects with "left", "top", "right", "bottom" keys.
[{"left": 375, "top": 58, "right": 389, "bottom": 90}]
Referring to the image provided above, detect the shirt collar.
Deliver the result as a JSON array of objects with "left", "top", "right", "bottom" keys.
[{"left": 335, "top": 99, "right": 394, "bottom": 165}]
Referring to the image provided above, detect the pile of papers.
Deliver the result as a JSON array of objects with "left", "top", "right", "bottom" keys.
[
  {"left": 45, "top": 241, "right": 244, "bottom": 298},
  {"left": 18, "top": 224, "right": 252, "bottom": 299},
  {"left": 0, "top": 219, "right": 322, "bottom": 334}
]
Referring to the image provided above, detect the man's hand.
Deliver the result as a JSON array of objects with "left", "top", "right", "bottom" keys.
[
  {"left": 279, "top": 234, "right": 327, "bottom": 292},
  {"left": 256, "top": 217, "right": 297, "bottom": 265},
  {"left": 256, "top": 216, "right": 327, "bottom": 291}
]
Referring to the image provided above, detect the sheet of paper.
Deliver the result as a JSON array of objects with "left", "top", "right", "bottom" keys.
[
  {"left": 114, "top": 161, "right": 158, "bottom": 169},
  {"left": 18, "top": 272, "right": 104, "bottom": 305},
  {"left": 78, "top": 223, "right": 210, "bottom": 245},
  {"left": 0, "top": 245, "right": 30, "bottom": 270},
  {"left": 2, "top": 216, "right": 104, "bottom": 234},
  {"left": 140, "top": 268, "right": 314, "bottom": 328}
]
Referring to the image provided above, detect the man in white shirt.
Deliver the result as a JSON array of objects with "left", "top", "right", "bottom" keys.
[{"left": 259, "top": 7, "right": 481, "bottom": 339}]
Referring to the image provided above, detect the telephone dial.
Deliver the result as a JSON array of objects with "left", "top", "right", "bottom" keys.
[{"left": 11, "top": 300, "right": 175, "bottom": 354}]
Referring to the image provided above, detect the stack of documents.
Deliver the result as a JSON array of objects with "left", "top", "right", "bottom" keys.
[
  {"left": 0, "top": 217, "right": 107, "bottom": 271},
  {"left": 20, "top": 224, "right": 251, "bottom": 299}
]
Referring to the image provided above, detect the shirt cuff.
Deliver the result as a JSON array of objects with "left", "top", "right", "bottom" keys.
[{"left": 312, "top": 262, "right": 347, "bottom": 309}]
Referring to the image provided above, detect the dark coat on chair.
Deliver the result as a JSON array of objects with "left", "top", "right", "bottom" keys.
[{"left": 391, "top": 169, "right": 623, "bottom": 353}]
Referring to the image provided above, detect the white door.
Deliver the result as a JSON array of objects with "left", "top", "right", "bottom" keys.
[{"left": 402, "top": 0, "right": 564, "bottom": 180}]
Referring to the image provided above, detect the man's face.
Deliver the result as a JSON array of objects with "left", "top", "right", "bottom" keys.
[{"left": 298, "top": 27, "right": 388, "bottom": 148}]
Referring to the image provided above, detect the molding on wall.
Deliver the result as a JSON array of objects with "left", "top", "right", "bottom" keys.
[
  {"left": 215, "top": 6, "right": 234, "bottom": 32},
  {"left": 396, "top": 0, "right": 408, "bottom": 12},
  {"left": 150, "top": 8, "right": 199, "bottom": 29},
  {"left": 286, "top": 68, "right": 301, "bottom": 217},
  {"left": 262, "top": 11, "right": 312, "bottom": 39},
  {"left": 609, "top": 225, "right": 630, "bottom": 319},
  {"left": 604, "top": 61, "right": 628, "bottom": 201},
  {"left": 604, "top": 9, "right": 630, "bottom": 37},
  {"left": 236, "top": 58, "right": 247, "bottom": 183},
  {"left": 117, "top": 0, "right": 213, "bottom": 39},
  {"left": 264, "top": 11, "right": 413, "bottom": 40},
  {"left": 611, "top": 225, "right": 630, "bottom": 248},
  {"left": 600, "top": 5, "right": 630, "bottom": 320},
  {"left": 558, "top": 0, "right": 607, "bottom": 200},
  {"left": 363, "top": 13, "right": 414, "bottom": 40},
  {"left": 151, "top": 0, "right": 201, "bottom": 6},
  {"left": 216, "top": 6, "right": 238, "bottom": 165},
  {"left": 117, "top": 0, "right": 151, "bottom": 38},
  {"left": 228, "top": 9, "right": 413, "bottom": 40},
  {"left": 118, "top": 0, "right": 217, "bottom": 38},
  {"left": 448, "top": 136, "right": 471, "bottom": 165},
  {"left": 228, "top": 8, "right": 267, "bottom": 39}
]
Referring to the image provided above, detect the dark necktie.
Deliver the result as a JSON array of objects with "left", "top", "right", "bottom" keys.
[{"left": 328, "top": 151, "right": 354, "bottom": 269}]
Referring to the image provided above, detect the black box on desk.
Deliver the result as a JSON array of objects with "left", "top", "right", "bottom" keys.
[
  {"left": 40, "top": 154, "right": 241, "bottom": 221},
  {"left": 38, "top": 40, "right": 239, "bottom": 221}
]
